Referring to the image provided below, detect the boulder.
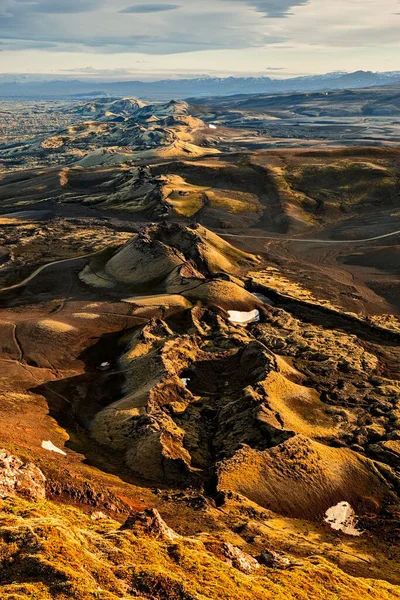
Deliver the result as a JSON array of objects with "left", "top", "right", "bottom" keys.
[
  {"left": 0, "top": 449, "right": 46, "bottom": 501},
  {"left": 259, "top": 549, "right": 291, "bottom": 569},
  {"left": 221, "top": 542, "right": 260, "bottom": 574},
  {"left": 121, "top": 508, "right": 180, "bottom": 541}
]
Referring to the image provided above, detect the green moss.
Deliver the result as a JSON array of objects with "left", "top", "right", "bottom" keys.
[{"left": 167, "top": 192, "right": 205, "bottom": 217}]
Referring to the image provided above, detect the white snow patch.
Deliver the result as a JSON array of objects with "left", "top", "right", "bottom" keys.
[
  {"left": 181, "top": 378, "right": 190, "bottom": 387},
  {"left": 228, "top": 309, "right": 260, "bottom": 325},
  {"left": 98, "top": 361, "right": 111, "bottom": 370},
  {"left": 41, "top": 441, "right": 66, "bottom": 456},
  {"left": 325, "top": 501, "right": 362, "bottom": 536},
  {"left": 209, "top": 124, "right": 217, "bottom": 129}
]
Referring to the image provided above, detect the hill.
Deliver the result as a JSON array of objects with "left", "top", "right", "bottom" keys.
[
  {"left": 1, "top": 147, "right": 399, "bottom": 233},
  {"left": 189, "top": 85, "right": 400, "bottom": 117},
  {"left": 0, "top": 99, "right": 218, "bottom": 171}
]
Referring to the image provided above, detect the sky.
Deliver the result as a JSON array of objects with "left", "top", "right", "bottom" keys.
[{"left": 0, "top": 0, "right": 399, "bottom": 79}]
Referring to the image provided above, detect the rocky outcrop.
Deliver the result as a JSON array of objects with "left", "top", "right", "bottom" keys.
[
  {"left": 259, "top": 549, "right": 291, "bottom": 569},
  {"left": 220, "top": 542, "right": 260, "bottom": 574},
  {"left": 121, "top": 508, "right": 262, "bottom": 575},
  {"left": 91, "top": 312, "right": 279, "bottom": 481},
  {"left": 121, "top": 508, "right": 180, "bottom": 541},
  {"left": 0, "top": 449, "right": 46, "bottom": 500},
  {"left": 90, "top": 304, "right": 345, "bottom": 487}
]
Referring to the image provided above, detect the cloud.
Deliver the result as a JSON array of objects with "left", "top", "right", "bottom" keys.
[
  {"left": 120, "top": 4, "right": 181, "bottom": 14},
  {"left": 227, "top": 0, "right": 309, "bottom": 18},
  {"left": 62, "top": 66, "right": 135, "bottom": 74},
  {"left": 0, "top": 0, "right": 399, "bottom": 60},
  {"left": 0, "top": 0, "right": 286, "bottom": 55},
  {"left": 0, "top": 38, "right": 60, "bottom": 50},
  {"left": 12, "top": 0, "right": 102, "bottom": 13}
]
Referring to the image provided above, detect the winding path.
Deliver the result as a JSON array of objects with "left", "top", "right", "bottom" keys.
[
  {"left": 219, "top": 228, "right": 400, "bottom": 244},
  {"left": 1, "top": 225, "right": 400, "bottom": 294},
  {"left": 0, "top": 249, "right": 104, "bottom": 294}
]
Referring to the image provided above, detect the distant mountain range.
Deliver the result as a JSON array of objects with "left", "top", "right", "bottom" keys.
[{"left": 1, "top": 70, "right": 400, "bottom": 100}]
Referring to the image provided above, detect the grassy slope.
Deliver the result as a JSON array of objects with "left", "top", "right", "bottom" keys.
[{"left": 1, "top": 496, "right": 400, "bottom": 600}]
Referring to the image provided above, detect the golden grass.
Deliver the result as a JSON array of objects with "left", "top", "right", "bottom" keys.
[
  {"left": 37, "top": 320, "right": 76, "bottom": 333},
  {"left": 0, "top": 217, "right": 26, "bottom": 225},
  {"left": 250, "top": 267, "right": 400, "bottom": 333},
  {"left": 71, "top": 312, "right": 101, "bottom": 320},
  {"left": 182, "top": 280, "right": 260, "bottom": 311},
  {"left": 192, "top": 224, "right": 259, "bottom": 274},
  {"left": 260, "top": 371, "right": 338, "bottom": 439},
  {"left": 167, "top": 191, "right": 204, "bottom": 217},
  {"left": 161, "top": 174, "right": 207, "bottom": 217},
  {"left": 1, "top": 496, "right": 399, "bottom": 600},
  {"left": 122, "top": 294, "right": 192, "bottom": 309},
  {"left": 206, "top": 189, "right": 262, "bottom": 215},
  {"left": 217, "top": 435, "right": 390, "bottom": 521}
]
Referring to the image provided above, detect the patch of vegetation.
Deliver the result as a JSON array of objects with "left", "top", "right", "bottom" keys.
[
  {"left": 1, "top": 496, "right": 399, "bottom": 600},
  {"left": 286, "top": 161, "right": 399, "bottom": 211}
]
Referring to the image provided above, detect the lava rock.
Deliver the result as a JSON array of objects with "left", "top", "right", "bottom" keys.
[{"left": 0, "top": 449, "right": 46, "bottom": 501}]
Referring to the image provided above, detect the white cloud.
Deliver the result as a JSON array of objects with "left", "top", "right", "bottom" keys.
[
  {"left": 0, "top": 0, "right": 399, "bottom": 74},
  {"left": 0, "top": 0, "right": 285, "bottom": 53}
]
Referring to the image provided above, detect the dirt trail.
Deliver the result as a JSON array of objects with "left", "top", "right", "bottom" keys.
[
  {"left": 220, "top": 228, "right": 400, "bottom": 244},
  {"left": 0, "top": 249, "right": 106, "bottom": 294},
  {"left": 2, "top": 223, "right": 400, "bottom": 297}
]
